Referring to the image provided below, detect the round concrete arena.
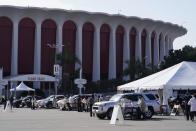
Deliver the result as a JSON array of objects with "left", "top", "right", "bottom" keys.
[
  {"left": 0, "top": 107, "right": 196, "bottom": 131},
  {"left": 0, "top": 5, "right": 186, "bottom": 83}
]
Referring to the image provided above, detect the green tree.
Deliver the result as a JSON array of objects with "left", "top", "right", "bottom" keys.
[
  {"left": 123, "top": 58, "right": 158, "bottom": 81},
  {"left": 159, "top": 45, "right": 196, "bottom": 70},
  {"left": 123, "top": 58, "right": 144, "bottom": 80},
  {"left": 56, "top": 44, "right": 81, "bottom": 94}
]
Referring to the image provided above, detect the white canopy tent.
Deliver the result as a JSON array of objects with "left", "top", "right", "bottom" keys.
[
  {"left": 118, "top": 61, "right": 196, "bottom": 106},
  {"left": 10, "top": 82, "right": 35, "bottom": 92}
]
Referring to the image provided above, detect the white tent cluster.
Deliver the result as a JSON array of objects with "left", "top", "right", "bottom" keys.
[
  {"left": 10, "top": 82, "right": 35, "bottom": 92},
  {"left": 118, "top": 61, "right": 196, "bottom": 105}
]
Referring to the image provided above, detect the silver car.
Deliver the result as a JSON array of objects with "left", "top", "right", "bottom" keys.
[{"left": 92, "top": 93, "right": 161, "bottom": 119}]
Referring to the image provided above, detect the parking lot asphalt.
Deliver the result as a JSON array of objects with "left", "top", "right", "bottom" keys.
[{"left": 0, "top": 106, "right": 196, "bottom": 131}]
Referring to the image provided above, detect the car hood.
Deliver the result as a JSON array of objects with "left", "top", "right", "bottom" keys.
[
  {"left": 94, "top": 101, "right": 117, "bottom": 106},
  {"left": 57, "top": 99, "right": 65, "bottom": 104}
]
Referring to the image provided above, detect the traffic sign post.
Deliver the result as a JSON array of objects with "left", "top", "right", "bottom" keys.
[
  {"left": 74, "top": 68, "right": 87, "bottom": 95},
  {"left": 54, "top": 64, "right": 60, "bottom": 76},
  {"left": 74, "top": 79, "right": 87, "bottom": 85}
]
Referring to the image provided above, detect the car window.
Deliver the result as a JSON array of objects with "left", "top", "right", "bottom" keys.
[
  {"left": 57, "top": 96, "right": 64, "bottom": 99},
  {"left": 145, "top": 94, "right": 156, "bottom": 100},
  {"left": 124, "top": 95, "right": 138, "bottom": 101},
  {"left": 110, "top": 94, "right": 122, "bottom": 101}
]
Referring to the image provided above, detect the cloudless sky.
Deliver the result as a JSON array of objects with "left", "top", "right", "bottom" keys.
[{"left": 0, "top": 0, "right": 195, "bottom": 49}]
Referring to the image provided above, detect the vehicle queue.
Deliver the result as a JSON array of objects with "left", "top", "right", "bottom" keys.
[{"left": 1, "top": 92, "right": 196, "bottom": 121}]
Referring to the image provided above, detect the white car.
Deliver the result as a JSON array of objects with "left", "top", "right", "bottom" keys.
[
  {"left": 36, "top": 95, "right": 64, "bottom": 108},
  {"left": 92, "top": 93, "right": 161, "bottom": 119}
]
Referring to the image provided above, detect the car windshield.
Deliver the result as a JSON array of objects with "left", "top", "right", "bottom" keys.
[
  {"left": 145, "top": 94, "right": 156, "bottom": 100},
  {"left": 109, "top": 94, "right": 122, "bottom": 101}
]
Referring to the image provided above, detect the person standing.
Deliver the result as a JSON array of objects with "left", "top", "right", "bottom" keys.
[
  {"left": 188, "top": 94, "right": 196, "bottom": 121},
  {"left": 31, "top": 95, "right": 36, "bottom": 110},
  {"left": 68, "top": 96, "right": 73, "bottom": 111},
  {"left": 89, "top": 94, "right": 94, "bottom": 117},
  {"left": 77, "top": 95, "right": 81, "bottom": 112},
  {"left": 2, "top": 96, "right": 7, "bottom": 110},
  {"left": 9, "top": 95, "right": 14, "bottom": 110},
  {"left": 184, "top": 93, "right": 191, "bottom": 121},
  {"left": 137, "top": 96, "right": 147, "bottom": 119}
]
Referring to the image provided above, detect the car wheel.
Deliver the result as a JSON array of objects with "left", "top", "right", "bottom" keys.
[
  {"left": 47, "top": 103, "right": 53, "bottom": 109},
  {"left": 107, "top": 108, "right": 113, "bottom": 120},
  {"left": 15, "top": 104, "right": 20, "bottom": 108},
  {"left": 61, "top": 106, "right": 66, "bottom": 111},
  {"left": 123, "top": 108, "right": 132, "bottom": 119},
  {"left": 144, "top": 109, "right": 153, "bottom": 119},
  {"left": 97, "top": 114, "right": 106, "bottom": 119},
  {"left": 21, "top": 103, "right": 25, "bottom": 107}
]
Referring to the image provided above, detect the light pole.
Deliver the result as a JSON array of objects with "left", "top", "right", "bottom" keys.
[
  {"left": 47, "top": 43, "right": 64, "bottom": 62},
  {"left": 47, "top": 43, "right": 64, "bottom": 98}
]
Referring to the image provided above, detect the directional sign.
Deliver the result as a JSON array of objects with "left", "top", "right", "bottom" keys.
[
  {"left": 0, "top": 80, "right": 8, "bottom": 86},
  {"left": 54, "top": 64, "right": 60, "bottom": 76},
  {"left": 77, "top": 84, "right": 83, "bottom": 88},
  {"left": 74, "top": 79, "right": 87, "bottom": 85}
]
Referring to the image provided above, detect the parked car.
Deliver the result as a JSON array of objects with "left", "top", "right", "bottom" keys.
[
  {"left": 36, "top": 95, "right": 65, "bottom": 109},
  {"left": 92, "top": 93, "right": 161, "bottom": 119},
  {"left": 13, "top": 99, "right": 22, "bottom": 108},
  {"left": 57, "top": 94, "right": 92, "bottom": 111},
  {"left": 21, "top": 96, "right": 43, "bottom": 108}
]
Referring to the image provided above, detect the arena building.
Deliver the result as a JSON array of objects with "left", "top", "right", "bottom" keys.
[{"left": 0, "top": 5, "right": 187, "bottom": 86}]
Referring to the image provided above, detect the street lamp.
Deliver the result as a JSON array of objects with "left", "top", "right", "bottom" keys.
[
  {"left": 47, "top": 43, "right": 64, "bottom": 107},
  {"left": 47, "top": 43, "right": 64, "bottom": 63}
]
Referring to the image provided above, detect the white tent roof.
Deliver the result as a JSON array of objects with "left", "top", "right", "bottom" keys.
[
  {"left": 118, "top": 61, "right": 196, "bottom": 91},
  {"left": 10, "top": 82, "right": 35, "bottom": 91}
]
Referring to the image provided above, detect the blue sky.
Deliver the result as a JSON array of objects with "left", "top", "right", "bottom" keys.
[{"left": 0, "top": 0, "right": 195, "bottom": 49}]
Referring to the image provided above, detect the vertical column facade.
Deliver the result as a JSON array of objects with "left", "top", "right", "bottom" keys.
[
  {"left": 11, "top": 20, "right": 19, "bottom": 76},
  {"left": 135, "top": 30, "right": 142, "bottom": 61},
  {"left": 123, "top": 26, "right": 130, "bottom": 80},
  {"left": 123, "top": 27, "right": 130, "bottom": 68},
  {"left": 160, "top": 34, "right": 166, "bottom": 61},
  {"left": 92, "top": 25, "right": 101, "bottom": 81},
  {"left": 154, "top": 34, "right": 159, "bottom": 65},
  {"left": 109, "top": 26, "right": 116, "bottom": 79},
  {"left": 75, "top": 23, "right": 83, "bottom": 70},
  {"left": 145, "top": 32, "right": 151, "bottom": 66},
  {"left": 56, "top": 23, "right": 63, "bottom": 55},
  {"left": 165, "top": 36, "right": 169, "bottom": 56},
  {"left": 33, "top": 21, "right": 41, "bottom": 89},
  {"left": 34, "top": 21, "right": 41, "bottom": 74}
]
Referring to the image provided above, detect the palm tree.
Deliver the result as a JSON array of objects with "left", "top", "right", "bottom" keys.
[
  {"left": 123, "top": 58, "right": 144, "bottom": 80},
  {"left": 56, "top": 44, "right": 81, "bottom": 94},
  {"left": 123, "top": 57, "right": 159, "bottom": 81}
]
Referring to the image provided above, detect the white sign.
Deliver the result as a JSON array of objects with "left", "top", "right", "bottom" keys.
[
  {"left": 77, "top": 84, "right": 83, "bottom": 88},
  {"left": 4, "top": 74, "right": 57, "bottom": 82},
  {"left": 54, "top": 64, "right": 60, "bottom": 76},
  {"left": 0, "top": 80, "right": 8, "bottom": 86},
  {"left": 74, "top": 78, "right": 87, "bottom": 85},
  {"left": 27, "top": 76, "right": 45, "bottom": 81},
  {"left": 110, "top": 104, "right": 124, "bottom": 125}
]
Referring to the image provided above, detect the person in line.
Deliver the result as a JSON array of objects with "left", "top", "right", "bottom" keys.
[
  {"left": 188, "top": 94, "right": 196, "bottom": 121},
  {"left": 184, "top": 93, "right": 191, "bottom": 121},
  {"left": 81, "top": 97, "right": 86, "bottom": 112},
  {"left": 2, "top": 96, "right": 7, "bottom": 110},
  {"left": 89, "top": 94, "right": 94, "bottom": 117},
  {"left": 9, "top": 95, "right": 14, "bottom": 110},
  {"left": 31, "top": 95, "right": 36, "bottom": 110},
  {"left": 137, "top": 96, "right": 147, "bottom": 119},
  {"left": 99, "top": 95, "right": 104, "bottom": 102},
  {"left": 77, "top": 95, "right": 82, "bottom": 112},
  {"left": 68, "top": 96, "right": 73, "bottom": 111}
]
